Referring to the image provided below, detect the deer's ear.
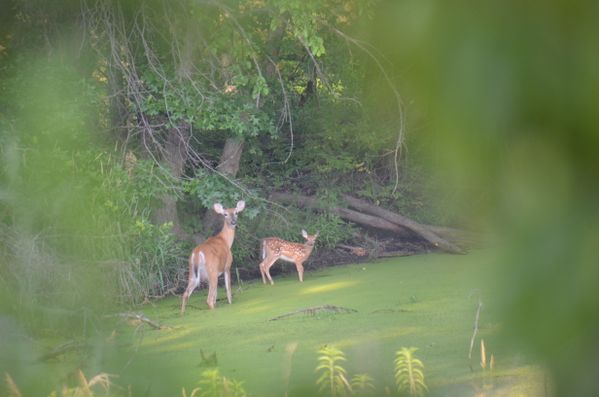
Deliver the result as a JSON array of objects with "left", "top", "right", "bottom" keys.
[
  {"left": 235, "top": 200, "right": 246, "bottom": 213},
  {"left": 213, "top": 203, "right": 225, "bottom": 214},
  {"left": 302, "top": 229, "right": 308, "bottom": 238}
]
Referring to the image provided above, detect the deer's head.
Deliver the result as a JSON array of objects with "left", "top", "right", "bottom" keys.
[
  {"left": 301, "top": 229, "right": 319, "bottom": 246},
  {"left": 214, "top": 200, "right": 245, "bottom": 228}
]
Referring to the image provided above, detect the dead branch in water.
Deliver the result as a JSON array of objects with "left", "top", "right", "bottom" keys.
[
  {"left": 109, "top": 312, "right": 168, "bottom": 330},
  {"left": 468, "top": 294, "right": 484, "bottom": 371},
  {"left": 269, "top": 305, "right": 357, "bottom": 321},
  {"left": 38, "top": 340, "right": 90, "bottom": 362}
]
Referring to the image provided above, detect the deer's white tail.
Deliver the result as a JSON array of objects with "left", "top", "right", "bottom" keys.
[
  {"left": 190, "top": 250, "right": 206, "bottom": 282},
  {"left": 261, "top": 239, "right": 267, "bottom": 261},
  {"left": 181, "top": 250, "right": 206, "bottom": 315}
]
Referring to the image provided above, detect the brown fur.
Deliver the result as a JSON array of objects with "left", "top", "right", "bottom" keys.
[{"left": 180, "top": 201, "right": 245, "bottom": 314}]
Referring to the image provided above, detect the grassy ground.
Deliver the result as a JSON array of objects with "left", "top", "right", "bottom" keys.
[{"left": 101, "top": 250, "right": 547, "bottom": 397}]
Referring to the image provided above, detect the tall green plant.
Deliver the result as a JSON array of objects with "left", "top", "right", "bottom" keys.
[
  {"left": 394, "top": 347, "right": 427, "bottom": 397},
  {"left": 350, "top": 373, "right": 376, "bottom": 395},
  {"left": 316, "top": 346, "right": 351, "bottom": 397},
  {"left": 182, "top": 369, "right": 247, "bottom": 397}
]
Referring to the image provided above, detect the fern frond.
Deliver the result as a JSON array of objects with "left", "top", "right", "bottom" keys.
[
  {"left": 87, "top": 372, "right": 115, "bottom": 393},
  {"left": 4, "top": 373, "right": 22, "bottom": 397},
  {"left": 339, "top": 372, "right": 352, "bottom": 391},
  {"left": 315, "top": 346, "right": 351, "bottom": 396},
  {"left": 181, "top": 387, "right": 201, "bottom": 397},
  {"left": 77, "top": 370, "right": 91, "bottom": 395},
  {"left": 394, "top": 347, "right": 428, "bottom": 397},
  {"left": 193, "top": 368, "right": 248, "bottom": 397},
  {"left": 350, "top": 373, "right": 376, "bottom": 393},
  {"left": 480, "top": 339, "right": 487, "bottom": 370}
]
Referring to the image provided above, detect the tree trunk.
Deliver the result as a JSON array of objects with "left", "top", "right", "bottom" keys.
[
  {"left": 108, "top": 65, "right": 128, "bottom": 137},
  {"left": 152, "top": 127, "right": 190, "bottom": 241},
  {"left": 264, "top": 14, "right": 288, "bottom": 79},
  {"left": 216, "top": 137, "right": 244, "bottom": 175},
  {"left": 202, "top": 137, "right": 245, "bottom": 234}
]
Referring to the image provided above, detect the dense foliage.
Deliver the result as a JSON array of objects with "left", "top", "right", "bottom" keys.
[{"left": 0, "top": 0, "right": 415, "bottom": 317}]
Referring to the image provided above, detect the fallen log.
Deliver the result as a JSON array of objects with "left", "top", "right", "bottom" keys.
[
  {"left": 335, "top": 207, "right": 410, "bottom": 235},
  {"left": 342, "top": 195, "right": 466, "bottom": 254},
  {"left": 270, "top": 192, "right": 411, "bottom": 236},
  {"left": 422, "top": 224, "right": 478, "bottom": 246},
  {"left": 270, "top": 192, "right": 465, "bottom": 254}
]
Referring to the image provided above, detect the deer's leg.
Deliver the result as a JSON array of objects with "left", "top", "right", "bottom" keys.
[
  {"left": 261, "top": 257, "right": 278, "bottom": 285},
  {"left": 206, "top": 274, "right": 218, "bottom": 309},
  {"left": 259, "top": 259, "right": 269, "bottom": 284},
  {"left": 295, "top": 261, "right": 305, "bottom": 282},
  {"left": 224, "top": 269, "right": 232, "bottom": 304},
  {"left": 181, "top": 273, "right": 200, "bottom": 315},
  {"left": 259, "top": 242, "right": 267, "bottom": 284}
]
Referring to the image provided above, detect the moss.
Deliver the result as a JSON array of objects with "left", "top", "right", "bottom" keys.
[{"left": 105, "top": 251, "right": 545, "bottom": 396}]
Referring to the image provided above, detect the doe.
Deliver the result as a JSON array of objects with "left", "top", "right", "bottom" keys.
[{"left": 180, "top": 200, "right": 245, "bottom": 314}]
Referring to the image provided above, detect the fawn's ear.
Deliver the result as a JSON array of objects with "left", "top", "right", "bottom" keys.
[
  {"left": 315, "top": 231, "right": 320, "bottom": 238},
  {"left": 235, "top": 200, "right": 246, "bottom": 213},
  {"left": 213, "top": 203, "right": 225, "bottom": 215},
  {"left": 302, "top": 229, "right": 308, "bottom": 239}
]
